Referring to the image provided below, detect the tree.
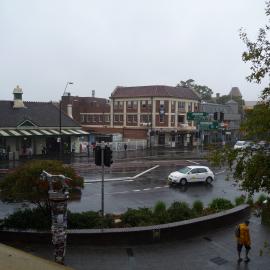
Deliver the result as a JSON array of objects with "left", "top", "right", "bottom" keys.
[
  {"left": 177, "top": 79, "right": 213, "bottom": 101},
  {"left": 0, "top": 160, "right": 84, "bottom": 212},
  {"left": 239, "top": 1, "right": 270, "bottom": 102},
  {"left": 208, "top": 1, "right": 270, "bottom": 197}
]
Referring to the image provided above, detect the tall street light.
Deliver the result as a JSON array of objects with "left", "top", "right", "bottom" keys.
[{"left": 59, "top": 82, "right": 74, "bottom": 156}]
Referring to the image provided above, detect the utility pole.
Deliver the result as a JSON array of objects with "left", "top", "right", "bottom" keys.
[{"left": 101, "top": 141, "right": 105, "bottom": 217}]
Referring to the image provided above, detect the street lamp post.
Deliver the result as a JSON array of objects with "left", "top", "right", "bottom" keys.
[{"left": 59, "top": 82, "right": 73, "bottom": 157}]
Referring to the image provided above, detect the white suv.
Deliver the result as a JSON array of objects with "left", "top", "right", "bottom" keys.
[
  {"left": 168, "top": 166, "right": 215, "bottom": 185},
  {"left": 234, "top": 141, "right": 252, "bottom": 150}
]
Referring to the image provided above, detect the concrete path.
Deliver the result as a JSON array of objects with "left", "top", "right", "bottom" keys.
[{"left": 14, "top": 215, "right": 270, "bottom": 270}]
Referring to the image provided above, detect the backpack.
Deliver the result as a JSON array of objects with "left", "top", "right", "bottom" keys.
[{"left": 235, "top": 225, "right": 240, "bottom": 237}]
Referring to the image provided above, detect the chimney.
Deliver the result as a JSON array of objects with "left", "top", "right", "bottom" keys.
[
  {"left": 92, "top": 90, "right": 95, "bottom": 98},
  {"left": 216, "top": 93, "right": 220, "bottom": 99},
  {"left": 13, "top": 85, "right": 25, "bottom": 108},
  {"left": 67, "top": 104, "right": 73, "bottom": 118}
]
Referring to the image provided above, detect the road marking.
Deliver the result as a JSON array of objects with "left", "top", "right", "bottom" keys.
[
  {"left": 164, "top": 185, "right": 169, "bottom": 188},
  {"left": 154, "top": 186, "right": 162, "bottom": 189},
  {"left": 133, "top": 189, "right": 140, "bottom": 192},
  {"left": 84, "top": 165, "right": 160, "bottom": 184},
  {"left": 186, "top": 160, "right": 200, "bottom": 165},
  {"left": 143, "top": 188, "right": 151, "bottom": 191}
]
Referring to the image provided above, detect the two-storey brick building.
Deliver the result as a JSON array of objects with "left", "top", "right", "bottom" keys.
[{"left": 63, "top": 85, "right": 200, "bottom": 147}]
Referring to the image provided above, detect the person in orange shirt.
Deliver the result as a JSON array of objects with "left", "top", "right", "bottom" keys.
[{"left": 236, "top": 220, "right": 251, "bottom": 262}]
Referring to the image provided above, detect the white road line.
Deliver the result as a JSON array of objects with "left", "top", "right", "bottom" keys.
[
  {"left": 143, "top": 188, "right": 151, "bottom": 191},
  {"left": 186, "top": 160, "right": 200, "bottom": 165},
  {"left": 84, "top": 165, "right": 160, "bottom": 184},
  {"left": 163, "top": 185, "right": 169, "bottom": 188},
  {"left": 154, "top": 186, "right": 162, "bottom": 189},
  {"left": 133, "top": 189, "right": 140, "bottom": 192}
]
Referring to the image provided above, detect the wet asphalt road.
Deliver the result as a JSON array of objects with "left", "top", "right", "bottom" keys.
[
  {"left": 67, "top": 161, "right": 244, "bottom": 214},
  {"left": 0, "top": 149, "right": 246, "bottom": 217}
]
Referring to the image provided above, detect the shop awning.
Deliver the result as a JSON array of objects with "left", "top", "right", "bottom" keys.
[{"left": 0, "top": 129, "right": 89, "bottom": 137}]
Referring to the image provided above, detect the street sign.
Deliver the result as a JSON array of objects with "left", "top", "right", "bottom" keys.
[
  {"left": 199, "top": 121, "right": 219, "bottom": 130},
  {"left": 187, "top": 112, "right": 208, "bottom": 121}
]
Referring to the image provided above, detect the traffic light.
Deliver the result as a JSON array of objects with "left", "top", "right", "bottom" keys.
[
  {"left": 94, "top": 146, "right": 102, "bottom": 166},
  {"left": 220, "top": 112, "right": 224, "bottom": 122},
  {"left": 214, "top": 112, "right": 218, "bottom": 120},
  {"left": 104, "top": 146, "right": 113, "bottom": 167}
]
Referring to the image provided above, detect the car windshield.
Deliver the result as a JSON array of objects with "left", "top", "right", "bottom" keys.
[
  {"left": 178, "top": 167, "right": 191, "bottom": 174},
  {"left": 236, "top": 141, "right": 245, "bottom": 146}
]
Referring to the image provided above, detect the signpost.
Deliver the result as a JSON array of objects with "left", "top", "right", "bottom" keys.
[
  {"left": 199, "top": 121, "right": 219, "bottom": 130},
  {"left": 187, "top": 112, "right": 208, "bottom": 121}
]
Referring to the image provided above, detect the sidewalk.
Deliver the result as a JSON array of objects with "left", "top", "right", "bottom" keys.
[{"left": 14, "top": 215, "right": 270, "bottom": 270}]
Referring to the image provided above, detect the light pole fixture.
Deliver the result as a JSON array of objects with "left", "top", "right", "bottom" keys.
[{"left": 59, "top": 82, "right": 74, "bottom": 156}]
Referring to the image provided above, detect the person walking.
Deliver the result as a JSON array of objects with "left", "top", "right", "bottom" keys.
[{"left": 236, "top": 220, "right": 251, "bottom": 263}]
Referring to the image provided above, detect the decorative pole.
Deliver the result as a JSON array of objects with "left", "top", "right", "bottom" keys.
[{"left": 40, "top": 170, "right": 71, "bottom": 264}]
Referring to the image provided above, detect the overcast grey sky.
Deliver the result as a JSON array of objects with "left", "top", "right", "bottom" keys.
[{"left": 0, "top": 0, "right": 267, "bottom": 102}]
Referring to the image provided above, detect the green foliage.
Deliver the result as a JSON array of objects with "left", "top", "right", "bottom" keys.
[
  {"left": 0, "top": 160, "right": 84, "bottom": 208},
  {"left": 2, "top": 208, "right": 50, "bottom": 230},
  {"left": 177, "top": 79, "right": 213, "bottom": 100},
  {"left": 241, "top": 104, "right": 270, "bottom": 141},
  {"left": 235, "top": 195, "right": 246, "bottom": 206},
  {"left": 153, "top": 201, "right": 169, "bottom": 224},
  {"left": 121, "top": 207, "right": 154, "bottom": 227},
  {"left": 240, "top": 1, "right": 270, "bottom": 101},
  {"left": 68, "top": 211, "right": 113, "bottom": 229},
  {"left": 192, "top": 200, "right": 204, "bottom": 215},
  {"left": 209, "top": 198, "right": 234, "bottom": 211},
  {"left": 246, "top": 196, "right": 254, "bottom": 206},
  {"left": 167, "top": 201, "right": 196, "bottom": 222},
  {"left": 256, "top": 194, "right": 268, "bottom": 206}
]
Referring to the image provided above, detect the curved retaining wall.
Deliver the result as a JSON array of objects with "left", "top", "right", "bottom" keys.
[{"left": 0, "top": 204, "right": 250, "bottom": 245}]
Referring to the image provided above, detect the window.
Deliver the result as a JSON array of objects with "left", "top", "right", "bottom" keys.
[
  {"left": 140, "top": 114, "right": 152, "bottom": 123},
  {"left": 114, "top": 115, "right": 119, "bottom": 122},
  {"left": 178, "top": 101, "right": 185, "bottom": 110},
  {"left": 171, "top": 101, "right": 175, "bottom": 112},
  {"left": 133, "top": 101, "right": 137, "bottom": 109},
  {"left": 105, "top": 115, "right": 110, "bottom": 122},
  {"left": 127, "top": 101, "right": 132, "bottom": 109},
  {"left": 188, "top": 102, "right": 193, "bottom": 112},
  {"left": 178, "top": 115, "right": 185, "bottom": 123},
  {"left": 198, "top": 168, "right": 207, "bottom": 173},
  {"left": 95, "top": 115, "right": 99, "bottom": 122},
  {"left": 99, "top": 115, "right": 103, "bottom": 122},
  {"left": 87, "top": 115, "right": 92, "bottom": 123},
  {"left": 190, "top": 169, "right": 199, "bottom": 174},
  {"left": 148, "top": 100, "right": 152, "bottom": 108},
  {"left": 127, "top": 115, "right": 132, "bottom": 123},
  {"left": 119, "top": 101, "right": 123, "bottom": 109},
  {"left": 160, "top": 114, "right": 164, "bottom": 123},
  {"left": 171, "top": 115, "right": 175, "bottom": 123},
  {"left": 119, "top": 115, "right": 123, "bottom": 122},
  {"left": 141, "top": 100, "right": 146, "bottom": 108},
  {"left": 80, "top": 114, "right": 85, "bottom": 123}
]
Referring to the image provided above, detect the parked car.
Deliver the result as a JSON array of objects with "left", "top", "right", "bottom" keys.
[
  {"left": 233, "top": 141, "right": 252, "bottom": 150},
  {"left": 168, "top": 166, "right": 215, "bottom": 185}
]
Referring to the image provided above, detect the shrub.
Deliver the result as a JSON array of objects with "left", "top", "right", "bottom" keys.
[
  {"left": 3, "top": 208, "right": 50, "bottom": 230},
  {"left": 153, "top": 201, "right": 169, "bottom": 224},
  {"left": 68, "top": 211, "right": 100, "bottom": 229},
  {"left": 121, "top": 207, "right": 153, "bottom": 227},
  {"left": 209, "top": 198, "right": 233, "bottom": 211},
  {"left": 167, "top": 201, "right": 195, "bottom": 222},
  {"left": 235, "top": 195, "right": 246, "bottom": 206},
  {"left": 246, "top": 196, "right": 254, "bottom": 206},
  {"left": 192, "top": 200, "right": 204, "bottom": 215},
  {"left": 256, "top": 194, "right": 268, "bottom": 206}
]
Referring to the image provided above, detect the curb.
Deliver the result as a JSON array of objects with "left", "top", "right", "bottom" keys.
[{"left": 0, "top": 205, "right": 250, "bottom": 246}]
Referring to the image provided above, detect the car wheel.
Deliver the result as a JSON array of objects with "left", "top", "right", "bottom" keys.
[
  {"left": 205, "top": 177, "right": 213, "bottom": 184},
  {"left": 180, "top": 178, "right": 187, "bottom": 186}
]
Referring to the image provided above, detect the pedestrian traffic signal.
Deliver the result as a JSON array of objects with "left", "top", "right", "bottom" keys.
[
  {"left": 94, "top": 146, "right": 102, "bottom": 166},
  {"left": 104, "top": 146, "right": 113, "bottom": 167}
]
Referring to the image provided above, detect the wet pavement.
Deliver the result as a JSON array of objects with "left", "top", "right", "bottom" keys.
[{"left": 13, "top": 215, "right": 270, "bottom": 270}]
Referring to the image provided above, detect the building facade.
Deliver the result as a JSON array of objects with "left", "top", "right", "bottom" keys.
[
  {"left": 199, "top": 100, "right": 241, "bottom": 144},
  {"left": 0, "top": 86, "right": 88, "bottom": 160},
  {"left": 63, "top": 85, "right": 200, "bottom": 147}
]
